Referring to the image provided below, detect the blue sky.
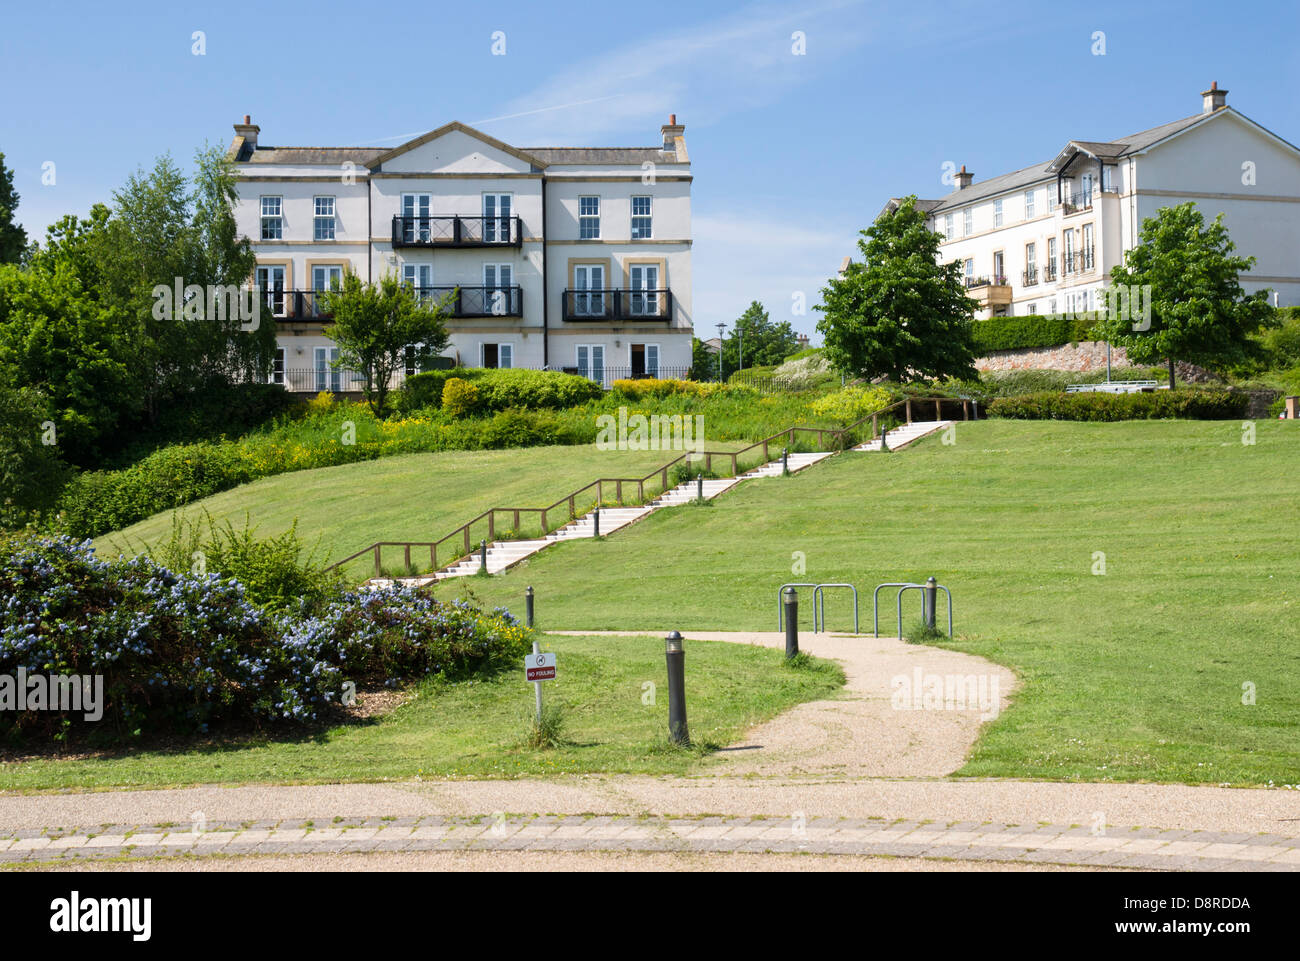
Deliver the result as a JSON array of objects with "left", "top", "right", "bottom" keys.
[{"left": 2, "top": 0, "right": 1297, "bottom": 342}]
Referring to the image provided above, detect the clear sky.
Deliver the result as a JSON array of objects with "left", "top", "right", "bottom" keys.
[{"left": 2, "top": 0, "right": 1297, "bottom": 343}]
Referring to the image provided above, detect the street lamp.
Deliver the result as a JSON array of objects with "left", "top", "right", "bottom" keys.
[{"left": 715, "top": 321, "right": 725, "bottom": 382}]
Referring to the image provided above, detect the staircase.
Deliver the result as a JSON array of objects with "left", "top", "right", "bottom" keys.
[{"left": 855, "top": 420, "right": 951, "bottom": 452}]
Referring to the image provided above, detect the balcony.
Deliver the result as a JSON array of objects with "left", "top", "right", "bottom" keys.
[
  {"left": 391, "top": 215, "right": 522, "bottom": 248},
  {"left": 1043, "top": 261, "right": 1058, "bottom": 283},
  {"left": 562, "top": 288, "right": 673, "bottom": 322},
  {"left": 963, "top": 276, "right": 1012, "bottom": 310},
  {"left": 1022, "top": 266, "right": 1038, "bottom": 287},
  {"left": 264, "top": 286, "right": 523, "bottom": 322}
]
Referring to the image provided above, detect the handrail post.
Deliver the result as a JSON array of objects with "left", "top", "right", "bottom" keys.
[
  {"left": 431, "top": 544, "right": 437, "bottom": 570},
  {"left": 541, "top": 508, "right": 548, "bottom": 532},
  {"left": 963, "top": 400, "right": 969, "bottom": 421},
  {"left": 568, "top": 495, "right": 575, "bottom": 520},
  {"left": 463, "top": 528, "right": 470, "bottom": 556},
  {"left": 731, "top": 453, "right": 737, "bottom": 476},
  {"left": 872, "top": 413, "right": 878, "bottom": 438},
  {"left": 488, "top": 511, "right": 495, "bottom": 541},
  {"left": 935, "top": 399, "right": 941, "bottom": 421},
  {"left": 404, "top": 544, "right": 411, "bottom": 571},
  {"left": 905, "top": 398, "right": 912, "bottom": 424},
  {"left": 514, "top": 508, "right": 521, "bottom": 531},
  {"left": 616, "top": 480, "right": 623, "bottom": 505},
  {"left": 373, "top": 545, "right": 381, "bottom": 578}
]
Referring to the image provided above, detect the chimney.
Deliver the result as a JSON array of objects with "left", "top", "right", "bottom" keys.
[
  {"left": 661, "top": 113, "right": 685, "bottom": 154},
  {"left": 796, "top": 333, "right": 810, "bottom": 349},
  {"left": 954, "top": 164, "right": 973, "bottom": 191},
  {"left": 1201, "top": 81, "right": 1228, "bottom": 114},
  {"left": 234, "top": 114, "right": 260, "bottom": 149}
]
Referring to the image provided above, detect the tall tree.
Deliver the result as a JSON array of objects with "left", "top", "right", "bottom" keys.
[
  {"left": 721, "top": 301, "right": 797, "bottom": 378},
  {"left": 0, "top": 152, "right": 27, "bottom": 264},
  {"left": 321, "top": 273, "right": 451, "bottom": 418},
  {"left": 816, "top": 196, "right": 977, "bottom": 382},
  {"left": 1091, "top": 202, "right": 1274, "bottom": 389}
]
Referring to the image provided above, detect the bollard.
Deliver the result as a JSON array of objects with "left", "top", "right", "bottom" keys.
[
  {"left": 479, "top": 539, "right": 487, "bottom": 573},
  {"left": 923, "top": 576, "right": 937, "bottom": 632},
  {"left": 880, "top": 427, "right": 890, "bottom": 452},
  {"left": 783, "top": 587, "right": 798, "bottom": 659},
  {"left": 782, "top": 447, "right": 789, "bottom": 475},
  {"left": 525, "top": 585, "right": 535, "bottom": 629},
  {"left": 593, "top": 508, "right": 600, "bottom": 538},
  {"left": 665, "top": 631, "right": 689, "bottom": 745},
  {"left": 697, "top": 470, "right": 703, "bottom": 501}
]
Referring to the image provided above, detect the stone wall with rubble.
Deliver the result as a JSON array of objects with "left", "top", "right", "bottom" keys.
[{"left": 974, "top": 341, "right": 1130, "bottom": 373}]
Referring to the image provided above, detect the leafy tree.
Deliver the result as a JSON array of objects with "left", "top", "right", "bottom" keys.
[
  {"left": 720, "top": 301, "right": 797, "bottom": 378},
  {"left": 0, "top": 381, "right": 71, "bottom": 526},
  {"left": 816, "top": 196, "right": 978, "bottom": 382},
  {"left": 689, "top": 336, "right": 721, "bottom": 381},
  {"left": 0, "top": 153, "right": 26, "bottom": 265},
  {"left": 322, "top": 274, "right": 451, "bottom": 418},
  {"left": 1092, "top": 202, "right": 1274, "bottom": 388}
]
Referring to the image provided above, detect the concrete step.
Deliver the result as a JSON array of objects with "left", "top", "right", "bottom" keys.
[{"left": 854, "top": 421, "right": 951, "bottom": 452}]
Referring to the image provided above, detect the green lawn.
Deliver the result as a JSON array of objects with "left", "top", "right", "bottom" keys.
[
  {"left": 96, "top": 445, "right": 722, "bottom": 581},
  {"left": 452, "top": 419, "right": 1300, "bottom": 786},
  {"left": 0, "top": 635, "right": 843, "bottom": 791}
]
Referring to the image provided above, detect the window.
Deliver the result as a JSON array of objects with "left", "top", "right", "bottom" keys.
[
  {"left": 1025, "top": 242, "right": 1036, "bottom": 269},
  {"left": 1082, "top": 224, "right": 1095, "bottom": 269},
  {"left": 1063, "top": 228, "right": 1076, "bottom": 271},
  {"left": 482, "top": 343, "right": 513, "bottom": 369},
  {"left": 402, "top": 263, "right": 433, "bottom": 304},
  {"left": 255, "top": 264, "right": 285, "bottom": 316},
  {"left": 1049, "top": 297, "right": 1057, "bottom": 314},
  {"left": 631, "top": 344, "right": 659, "bottom": 378},
  {"left": 579, "top": 196, "right": 600, "bottom": 239},
  {"left": 944, "top": 213, "right": 954, "bottom": 239},
  {"left": 963, "top": 208, "right": 973, "bottom": 236},
  {"left": 401, "top": 194, "right": 432, "bottom": 242},
  {"left": 1024, "top": 189, "right": 1035, "bottom": 219},
  {"left": 483, "top": 263, "right": 514, "bottom": 315},
  {"left": 1048, "top": 185, "right": 1058, "bottom": 212},
  {"left": 272, "top": 347, "right": 285, "bottom": 386},
  {"left": 483, "top": 193, "right": 512, "bottom": 243},
  {"left": 964, "top": 258, "right": 973, "bottom": 284},
  {"left": 312, "top": 265, "right": 342, "bottom": 291},
  {"left": 1103, "top": 165, "right": 1115, "bottom": 191},
  {"left": 314, "top": 346, "right": 341, "bottom": 393},
  {"left": 1028, "top": 304, "right": 1037, "bottom": 315},
  {"left": 572, "top": 264, "right": 605, "bottom": 316},
  {"left": 576, "top": 344, "right": 605, "bottom": 383},
  {"left": 993, "top": 251, "right": 1005, "bottom": 284},
  {"left": 628, "top": 264, "right": 660, "bottom": 316},
  {"left": 260, "top": 197, "right": 282, "bottom": 240},
  {"left": 313, "top": 196, "right": 336, "bottom": 240},
  {"left": 1080, "top": 173, "right": 1094, "bottom": 206},
  {"left": 994, "top": 199, "right": 1004, "bottom": 227},
  {"left": 631, "top": 196, "right": 652, "bottom": 239}
]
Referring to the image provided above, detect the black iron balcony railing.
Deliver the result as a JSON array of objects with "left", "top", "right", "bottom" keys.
[
  {"left": 1043, "top": 261, "right": 1058, "bottom": 282},
  {"left": 1082, "top": 245, "right": 1096, "bottom": 271},
  {"left": 264, "top": 286, "right": 523, "bottom": 321},
  {"left": 964, "top": 275, "right": 991, "bottom": 289},
  {"left": 1023, "top": 266, "right": 1038, "bottom": 286},
  {"left": 562, "top": 288, "right": 673, "bottom": 322},
  {"left": 1061, "top": 194, "right": 1093, "bottom": 215},
  {"left": 410, "top": 286, "right": 523, "bottom": 317},
  {"left": 391, "top": 215, "right": 522, "bottom": 248}
]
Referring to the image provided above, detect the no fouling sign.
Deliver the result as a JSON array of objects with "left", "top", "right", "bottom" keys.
[{"left": 525, "top": 652, "right": 556, "bottom": 682}]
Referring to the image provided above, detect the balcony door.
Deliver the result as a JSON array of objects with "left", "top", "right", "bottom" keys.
[
  {"left": 255, "top": 265, "right": 286, "bottom": 317},
  {"left": 314, "top": 346, "right": 341, "bottom": 393},
  {"left": 630, "top": 343, "right": 659, "bottom": 378},
  {"left": 402, "top": 264, "right": 434, "bottom": 305},
  {"left": 311, "top": 265, "right": 342, "bottom": 317},
  {"left": 577, "top": 345, "right": 605, "bottom": 383},
  {"left": 483, "top": 193, "right": 512, "bottom": 243},
  {"left": 484, "top": 263, "right": 513, "bottom": 316},
  {"left": 628, "top": 264, "right": 660, "bottom": 316},
  {"left": 992, "top": 252, "right": 1004, "bottom": 285},
  {"left": 574, "top": 264, "right": 605, "bottom": 316},
  {"left": 401, "top": 194, "right": 432, "bottom": 242}
]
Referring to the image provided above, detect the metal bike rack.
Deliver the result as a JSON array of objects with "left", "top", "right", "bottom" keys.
[
  {"left": 777, "top": 583, "right": 819, "bottom": 632},
  {"left": 873, "top": 581, "right": 953, "bottom": 638},
  {"left": 812, "top": 584, "right": 859, "bottom": 634}
]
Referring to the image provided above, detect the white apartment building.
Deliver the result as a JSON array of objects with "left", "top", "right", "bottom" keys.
[
  {"left": 879, "top": 83, "right": 1300, "bottom": 320},
  {"left": 227, "top": 117, "right": 694, "bottom": 390}
]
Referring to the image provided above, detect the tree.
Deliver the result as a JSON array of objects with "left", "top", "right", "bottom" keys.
[
  {"left": 1091, "top": 202, "right": 1274, "bottom": 389},
  {"left": 0, "top": 381, "right": 71, "bottom": 527},
  {"left": 0, "top": 153, "right": 27, "bottom": 265},
  {"left": 720, "top": 301, "right": 797, "bottom": 378},
  {"left": 816, "top": 196, "right": 978, "bottom": 382},
  {"left": 689, "top": 336, "right": 719, "bottom": 381},
  {"left": 322, "top": 274, "right": 451, "bottom": 417}
]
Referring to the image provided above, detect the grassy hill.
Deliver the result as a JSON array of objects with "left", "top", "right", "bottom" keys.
[{"left": 449, "top": 419, "right": 1300, "bottom": 786}]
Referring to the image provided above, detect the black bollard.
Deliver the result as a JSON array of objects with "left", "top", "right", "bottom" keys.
[
  {"left": 525, "top": 586, "right": 535, "bottom": 629},
  {"left": 593, "top": 508, "right": 600, "bottom": 538},
  {"left": 665, "top": 631, "right": 689, "bottom": 745},
  {"left": 782, "top": 447, "right": 789, "bottom": 475},
  {"left": 783, "top": 587, "right": 799, "bottom": 659},
  {"left": 696, "top": 470, "right": 703, "bottom": 501},
  {"left": 880, "top": 427, "right": 890, "bottom": 452},
  {"left": 479, "top": 539, "right": 487, "bottom": 573},
  {"left": 924, "top": 576, "right": 937, "bottom": 632}
]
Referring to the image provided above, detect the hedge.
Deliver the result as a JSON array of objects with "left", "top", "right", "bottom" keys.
[
  {"left": 988, "top": 389, "right": 1249, "bottom": 421},
  {"left": 973, "top": 314, "right": 1101, "bottom": 353},
  {"left": 395, "top": 368, "right": 603, "bottom": 414}
]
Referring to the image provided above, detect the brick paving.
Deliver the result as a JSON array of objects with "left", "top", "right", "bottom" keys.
[{"left": 3, "top": 815, "right": 1296, "bottom": 871}]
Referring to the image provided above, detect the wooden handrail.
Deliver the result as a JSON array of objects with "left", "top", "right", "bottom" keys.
[{"left": 327, "top": 395, "right": 969, "bottom": 576}]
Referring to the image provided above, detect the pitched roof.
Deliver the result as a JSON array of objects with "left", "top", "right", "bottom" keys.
[
  {"left": 238, "top": 145, "right": 389, "bottom": 165},
  {"left": 526, "top": 147, "right": 676, "bottom": 165}
]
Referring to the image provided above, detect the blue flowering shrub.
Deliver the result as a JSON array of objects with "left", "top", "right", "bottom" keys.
[{"left": 0, "top": 534, "right": 532, "bottom": 743}]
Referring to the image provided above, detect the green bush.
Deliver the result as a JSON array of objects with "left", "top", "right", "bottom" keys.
[
  {"left": 808, "top": 385, "right": 894, "bottom": 425},
  {"left": 480, "top": 408, "right": 563, "bottom": 449},
  {"left": 972, "top": 314, "right": 1100, "bottom": 353},
  {"left": 988, "top": 389, "right": 1249, "bottom": 421},
  {"left": 442, "top": 378, "right": 481, "bottom": 418},
  {"left": 398, "top": 368, "right": 603, "bottom": 415},
  {"left": 1262, "top": 310, "right": 1300, "bottom": 368}
]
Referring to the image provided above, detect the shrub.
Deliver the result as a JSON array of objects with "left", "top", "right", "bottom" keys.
[
  {"left": 808, "top": 385, "right": 894, "bottom": 425},
  {"left": 972, "top": 314, "right": 1100, "bottom": 353},
  {"left": 480, "top": 408, "right": 563, "bottom": 449},
  {"left": 1262, "top": 310, "right": 1300, "bottom": 369},
  {"left": 0, "top": 534, "right": 532, "bottom": 743},
  {"left": 398, "top": 368, "right": 602, "bottom": 414},
  {"left": 442, "top": 378, "right": 481, "bottom": 418},
  {"left": 772, "top": 351, "right": 835, "bottom": 389},
  {"left": 988, "top": 389, "right": 1249, "bottom": 421},
  {"left": 305, "top": 391, "right": 336, "bottom": 416},
  {"left": 611, "top": 378, "right": 704, "bottom": 400}
]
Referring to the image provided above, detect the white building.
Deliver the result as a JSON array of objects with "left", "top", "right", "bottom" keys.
[
  {"left": 880, "top": 83, "right": 1300, "bottom": 320},
  {"left": 227, "top": 117, "right": 694, "bottom": 390}
]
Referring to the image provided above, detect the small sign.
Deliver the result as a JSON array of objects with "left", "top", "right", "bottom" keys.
[{"left": 525, "top": 652, "right": 557, "bottom": 682}]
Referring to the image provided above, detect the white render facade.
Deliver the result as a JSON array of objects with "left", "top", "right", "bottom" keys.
[
  {"left": 227, "top": 117, "right": 694, "bottom": 390},
  {"left": 882, "top": 83, "right": 1300, "bottom": 320}
]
